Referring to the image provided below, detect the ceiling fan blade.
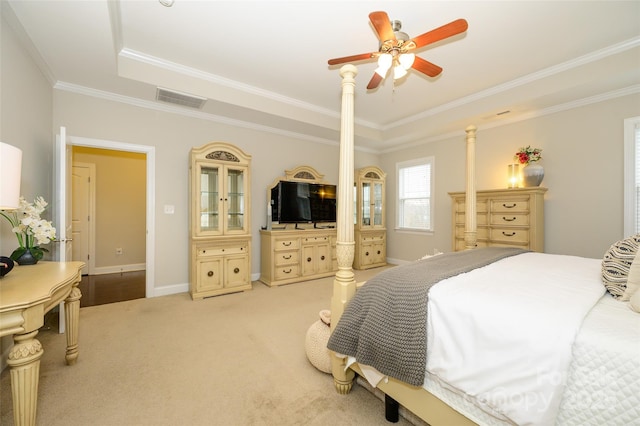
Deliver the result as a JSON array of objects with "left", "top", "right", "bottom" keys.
[
  {"left": 328, "top": 52, "right": 377, "bottom": 66},
  {"left": 412, "top": 57, "right": 443, "bottom": 77},
  {"left": 410, "top": 19, "right": 468, "bottom": 49},
  {"left": 367, "top": 73, "right": 384, "bottom": 90},
  {"left": 369, "top": 11, "right": 396, "bottom": 42}
]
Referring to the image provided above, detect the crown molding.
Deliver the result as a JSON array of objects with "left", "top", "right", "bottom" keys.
[
  {"left": 380, "top": 84, "right": 640, "bottom": 154},
  {"left": 53, "top": 81, "right": 341, "bottom": 148},
  {"left": 388, "top": 36, "right": 640, "bottom": 131}
]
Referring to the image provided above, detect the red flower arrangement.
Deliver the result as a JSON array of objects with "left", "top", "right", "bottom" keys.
[{"left": 514, "top": 146, "right": 542, "bottom": 165}]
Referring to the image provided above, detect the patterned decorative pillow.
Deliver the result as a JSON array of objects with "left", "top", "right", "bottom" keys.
[{"left": 602, "top": 234, "right": 640, "bottom": 299}]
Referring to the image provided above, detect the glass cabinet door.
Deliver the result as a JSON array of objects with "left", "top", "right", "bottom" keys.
[
  {"left": 373, "top": 182, "right": 383, "bottom": 226},
  {"left": 361, "top": 181, "right": 371, "bottom": 226},
  {"left": 225, "top": 167, "right": 246, "bottom": 232},
  {"left": 200, "top": 165, "right": 220, "bottom": 233}
]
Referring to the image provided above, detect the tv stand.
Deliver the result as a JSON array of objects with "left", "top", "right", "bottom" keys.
[
  {"left": 261, "top": 166, "right": 339, "bottom": 287},
  {"left": 259, "top": 227, "right": 337, "bottom": 287}
]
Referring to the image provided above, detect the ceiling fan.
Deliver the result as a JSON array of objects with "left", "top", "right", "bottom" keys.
[{"left": 328, "top": 11, "right": 468, "bottom": 89}]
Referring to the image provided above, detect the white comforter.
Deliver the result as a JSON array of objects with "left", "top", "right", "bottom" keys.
[{"left": 426, "top": 252, "right": 606, "bottom": 425}]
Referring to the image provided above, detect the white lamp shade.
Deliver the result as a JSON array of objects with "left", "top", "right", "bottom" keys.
[
  {"left": 399, "top": 53, "right": 415, "bottom": 69},
  {"left": 374, "top": 54, "right": 393, "bottom": 77},
  {"left": 0, "top": 142, "right": 22, "bottom": 209},
  {"left": 377, "top": 53, "right": 392, "bottom": 69},
  {"left": 393, "top": 64, "right": 408, "bottom": 80}
]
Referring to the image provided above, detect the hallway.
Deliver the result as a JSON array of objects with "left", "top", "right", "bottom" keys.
[{"left": 78, "top": 271, "right": 145, "bottom": 308}]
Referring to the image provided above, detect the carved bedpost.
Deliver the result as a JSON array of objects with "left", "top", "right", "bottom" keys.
[
  {"left": 330, "top": 64, "right": 358, "bottom": 394},
  {"left": 464, "top": 125, "right": 477, "bottom": 250}
]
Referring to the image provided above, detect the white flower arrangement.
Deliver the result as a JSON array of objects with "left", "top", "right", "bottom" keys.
[{"left": 1, "top": 196, "right": 56, "bottom": 261}]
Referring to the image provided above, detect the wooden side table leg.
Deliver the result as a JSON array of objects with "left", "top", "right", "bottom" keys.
[
  {"left": 7, "top": 330, "right": 43, "bottom": 426},
  {"left": 64, "top": 286, "right": 82, "bottom": 365}
]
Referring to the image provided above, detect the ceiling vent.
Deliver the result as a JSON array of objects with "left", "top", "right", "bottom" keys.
[{"left": 156, "top": 87, "right": 207, "bottom": 109}]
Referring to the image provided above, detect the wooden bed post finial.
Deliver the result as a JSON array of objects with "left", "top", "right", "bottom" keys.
[{"left": 464, "top": 125, "right": 477, "bottom": 250}]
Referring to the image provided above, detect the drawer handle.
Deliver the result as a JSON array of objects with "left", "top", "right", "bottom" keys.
[
  {"left": 307, "top": 257, "right": 312, "bottom": 262},
  {"left": 503, "top": 203, "right": 517, "bottom": 208},
  {"left": 377, "top": 250, "right": 381, "bottom": 255},
  {"left": 207, "top": 271, "right": 214, "bottom": 277},
  {"left": 320, "top": 255, "right": 325, "bottom": 260},
  {"left": 365, "top": 251, "right": 369, "bottom": 256},
  {"left": 502, "top": 231, "right": 516, "bottom": 237},
  {"left": 284, "top": 268, "right": 292, "bottom": 274},
  {"left": 282, "top": 242, "right": 292, "bottom": 247},
  {"left": 283, "top": 255, "right": 292, "bottom": 260},
  {"left": 502, "top": 216, "right": 517, "bottom": 222},
  {"left": 234, "top": 267, "right": 240, "bottom": 274}
]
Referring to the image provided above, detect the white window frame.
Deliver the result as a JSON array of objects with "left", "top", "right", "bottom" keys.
[
  {"left": 623, "top": 116, "right": 640, "bottom": 237},
  {"left": 396, "top": 156, "right": 435, "bottom": 233}
]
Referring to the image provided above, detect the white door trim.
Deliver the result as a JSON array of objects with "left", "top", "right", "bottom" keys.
[{"left": 67, "top": 135, "right": 156, "bottom": 298}]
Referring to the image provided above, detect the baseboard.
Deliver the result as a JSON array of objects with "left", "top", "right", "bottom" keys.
[
  {"left": 92, "top": 263, "right": 146, "bottom": 275},
  {"left": 152, "top": 282, "right": 189, "bottom": 297},
  {"left": 385, "top": 257, "right": 411, "bottom": 266},
  {"left": 150, "top": 273, "right": 259, "bottom": 299}
]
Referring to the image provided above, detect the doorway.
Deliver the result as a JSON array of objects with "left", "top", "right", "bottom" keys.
[{"left": 66, "top": 135, "right": 156, "bottom": 299}]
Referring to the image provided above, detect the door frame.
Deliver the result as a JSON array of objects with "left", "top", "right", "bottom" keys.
[
  {"left": 72, "top": 161, "right": 96, "bottom": 275},
  {"left": 67, "top": 135, "right": 156, "bottom": 298}
]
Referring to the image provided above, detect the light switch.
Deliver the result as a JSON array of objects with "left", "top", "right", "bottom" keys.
[{"left": 164, "top": 205, "right": 175, "bottom": 214}]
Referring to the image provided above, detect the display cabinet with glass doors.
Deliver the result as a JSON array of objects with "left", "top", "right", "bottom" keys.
[
  {"left": 189, "top": 142, "right": 252, "bottom": 299},
  {"left": 353, "top": 166, "right": 386, "bottom": 270}
]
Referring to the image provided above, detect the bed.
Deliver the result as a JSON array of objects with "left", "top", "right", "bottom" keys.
[{"left": 327, "top": 65, "right": 640, "bottom": 425}]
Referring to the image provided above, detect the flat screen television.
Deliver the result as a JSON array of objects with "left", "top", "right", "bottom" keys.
[{"left": 271, "top": 181, "right": 337, "bottom": 224}]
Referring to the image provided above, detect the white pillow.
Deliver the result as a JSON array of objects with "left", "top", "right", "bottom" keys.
[
  {"left": 623, "top": 251, "right": 640, "bottom": 301},
  {"left": 630, "top": 287, "right": 640, "bottom": 313}
]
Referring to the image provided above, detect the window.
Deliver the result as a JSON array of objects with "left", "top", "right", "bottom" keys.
[
  {"left": 624, "top": 116, "right": 640, "bottom": 236},
  {"left": 397, "top": 157, "right": 434, "bottom": 231}
]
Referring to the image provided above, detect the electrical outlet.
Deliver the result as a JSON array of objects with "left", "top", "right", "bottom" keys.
[{"left": 116, "top": 248, "right": 123, "bottom": 255}]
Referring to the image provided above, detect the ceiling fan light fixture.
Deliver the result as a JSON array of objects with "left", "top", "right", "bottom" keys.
[
  {"left": 399, "top": 53, "right": 415, "bottom": 70},
  {"left": 374, "top": 66, "right": 389, "bottom": 78},
  {"left": 393, "top": 64, "right": 408, "bottom": 80},
  {"left": 375, "top": 53, "right": 393, "bottom": 77},
  {"left": 377, "top": 53, "right": 392, "bottom": 69}
]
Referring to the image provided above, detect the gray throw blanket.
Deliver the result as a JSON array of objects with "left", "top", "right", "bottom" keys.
[{"left": 327, "top": 247, "right": 527, "bottom": 387}]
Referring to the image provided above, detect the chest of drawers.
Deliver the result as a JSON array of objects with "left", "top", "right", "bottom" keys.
[
  {"left": 259, "top": 228, "right": 337, "bottom": 287},
  {"left": 449, "top": 188, "right": 547, "bottom": 252}
]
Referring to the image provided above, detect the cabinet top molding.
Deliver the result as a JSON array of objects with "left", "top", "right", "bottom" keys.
[
  {"left": 190, "top": 142, "right": 251, "bottom": 165},
  {"left": 283, "top": 165, "right": 326, "bottom": 183}
]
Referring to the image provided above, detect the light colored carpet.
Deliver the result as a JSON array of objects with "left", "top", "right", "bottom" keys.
[{"left": 1, "top": 268, "right": 424, "bottom": 426}]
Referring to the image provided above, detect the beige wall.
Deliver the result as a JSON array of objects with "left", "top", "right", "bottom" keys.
[
  {"left": 52, "top": 90, "right": 379, "bottom": 290},
  {"left": 72, "top": 147, "right": 146, "bottom": 271},
  {"left": 0, "top": 11, "right": 53, "bottom": 257},
  {"left": 5, "top": 9, "right": 640, "bottom": 295},
  {"left": 380, "top": 93, "right": 640, "bottom": 261},
  {"left": 0, "top": 9, "right": 54, "bottom": 369}
]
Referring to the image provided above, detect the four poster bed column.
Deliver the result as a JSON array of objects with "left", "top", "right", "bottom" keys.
[
  {"left": 464, "top": 125, "right": 477, "bottom": 250},
  {"left": 330, "top": 64, "right": 358, "bottom": 394},
  {"left": 328, "top": 64, "right": 479, "bottom": 424}
]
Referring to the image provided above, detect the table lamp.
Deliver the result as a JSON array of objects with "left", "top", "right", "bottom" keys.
[{"left": 0, "top": 142, "right": 23, "bottom": 276}]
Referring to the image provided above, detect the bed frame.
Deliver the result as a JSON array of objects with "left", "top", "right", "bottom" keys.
[{"left": 329, "top": 64, "right": 479, "bottom": 425}]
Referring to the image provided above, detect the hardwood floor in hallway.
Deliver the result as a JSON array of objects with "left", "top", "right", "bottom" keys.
[{"left": 78, "top": 271, "right": 146, "bottom": 308}]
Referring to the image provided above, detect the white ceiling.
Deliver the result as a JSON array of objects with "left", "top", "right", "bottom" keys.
[{"left": 5, "top": 1, "right": 640, "bottom": 152}]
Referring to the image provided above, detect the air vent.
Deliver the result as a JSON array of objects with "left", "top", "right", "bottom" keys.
[{"left": 156, "top": 87, "right": 207, "bottom": 109}]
